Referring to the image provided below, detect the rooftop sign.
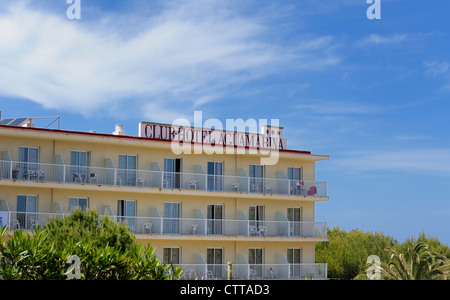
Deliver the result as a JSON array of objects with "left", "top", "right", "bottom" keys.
[{"left": 138, "top": 112, "right": 287, "bottom": 165}]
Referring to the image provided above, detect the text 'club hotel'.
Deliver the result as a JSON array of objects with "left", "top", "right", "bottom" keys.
[{"left": 0, "top": 113, "right": 329, "bottom": 280}]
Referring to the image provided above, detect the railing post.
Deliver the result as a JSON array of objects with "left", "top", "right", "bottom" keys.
[{"left": 227, "top": 261, "right": 233, "bottom": 280}]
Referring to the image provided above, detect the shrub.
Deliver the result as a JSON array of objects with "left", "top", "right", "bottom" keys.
[{"left": 0, "top": 210, "right": 181, "bottom": 280}]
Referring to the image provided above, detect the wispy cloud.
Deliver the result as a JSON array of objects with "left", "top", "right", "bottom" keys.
[
  {"left": 0, "top": 0, "right": 340, "bottom": 122},
  {"left": 395, "top": 135, "right": 429, "bottom": 141},
  {"left": 293, "top": 99, "right": 384, "bottom": 115},
  {"left": 424, "top": 60, "right": 449, "bottom": 76},
  {"left": 333, "top": 148, "right": 450, "bottom": 174},
  {"left": 357, "top": 34, "right": 407, "bottom": 46}
]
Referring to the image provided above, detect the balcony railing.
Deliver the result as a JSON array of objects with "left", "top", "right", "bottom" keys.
[
  {"left": 0, "top": 211, "right": 327, "bottom": 239},
  {"left": 178, "top": 263, "right": 328, "bottom": 280},
  {"left": 0, "top": 160, "right": 327, "bottom": 197}
]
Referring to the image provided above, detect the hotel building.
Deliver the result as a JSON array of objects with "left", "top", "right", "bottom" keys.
[{"left": 0, "top": 116, "right": 329, "bottom": 280}]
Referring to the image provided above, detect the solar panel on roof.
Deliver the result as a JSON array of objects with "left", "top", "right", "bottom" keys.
[
  {"left": 9, "top": 118, "right": 28, "bottom": 126},
  {"left": 0, "top": 118, "right": 14, "bottom": 125},
  {"left": 0, "top": 118, "right": 29, "bottom": 126}
]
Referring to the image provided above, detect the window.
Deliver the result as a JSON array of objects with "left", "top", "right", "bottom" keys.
[
  {"left": 69, "top": 198, "right": 88, "bottom": 212},
  {"left": 249, "top": 164, "right": 263, "bottom": 193},
  {"left": 17, "top": 147, "right": 39, "bottom": 180},
  {"left": 207, "top": 162, "right": 223, "bottom": 191},
  {"left": 287, "top": 167, "right": 302, "bottom": 181},
  {"left": 164, "top": 158, "right": 182, "bottom": 189},
  {"left": 163, "top": 247, "right": 180, "bottom": 265},
  {"left": 118, "top": 154, "right": 137, "bottom": 186},
  {"left": 70, "top": 151, "right": 90, "bottom": 183},
  {"left": 117, "top": 200, "right": 136, "bottom": 232},
  {"left": 17, "top": 195, "right": 37, "bottom": 229}
]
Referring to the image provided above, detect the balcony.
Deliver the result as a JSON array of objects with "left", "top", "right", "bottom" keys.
[
  {"left": 0, "top": 211, "right": 327, "bottom": 239},
  {"left": 0, "top": 160, "right": 327, "bottom": 198},
  {"left": 178, "top": 263, "right": 328, "bottom": 280}
]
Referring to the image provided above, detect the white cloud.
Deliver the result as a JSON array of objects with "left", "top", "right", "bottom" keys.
[
  {"left": 333, "top": 148, "right": 450, "bottom": 174},
  {"left": 293, "top": 99, "right": 384, "bottom": 115},
  {"left": 0, "top": 0, "right": 339, "bottom": 123},
  {"left": 357, "top": 34, "right": 407, "bottom": 46},
  {"left": 424, "top": 60, "right": 449, "bottom": 76}
]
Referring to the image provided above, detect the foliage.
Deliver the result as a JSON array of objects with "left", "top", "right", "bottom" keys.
[
  {"left": 315, "top": 226, "right": 396, "bottom": 280},
  {"left": 378, "top": 242, "right": 450, "bottom": 280},
  {"left": 0, "top": 210, "right": 182, "bottom": 280},
  {"left": 45, "top": 209, "right": 135, "bottom": 252},
  {"left": 316, "top": 226, "right": 450, "bottom": 280}
]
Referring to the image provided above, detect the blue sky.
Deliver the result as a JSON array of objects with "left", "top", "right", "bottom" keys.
[{"left": 1, "top": 0, "right": 450, "bottom": 244}]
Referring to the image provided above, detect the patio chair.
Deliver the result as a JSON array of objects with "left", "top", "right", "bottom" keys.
[
  {"left": 189, "top": 224, "right": 198, "bottom": 235},
  {"left": 249, "top": 225, "right": 258, "bottom": 236},
  {"left": 37, "top": 170, "right": 46, "bottom": 181},
  {"left": 258, "top": 225, "right": 267, "bottom": 237},
  {"left": 188, "top": 180, "right": 197, "bottom": 190},
  {"left": 73, "top": 172, "right": 83, "bottom": 183},
  {"left": 137, "top": 177, "right": 145, "bottom": 186},
  {"left": 11, "top": 219, "right": 20, "bottom": 230},
  {"left": 251, "top": 184, "right": 260, "bottom": 193},
  {"left": 89, "top": 173, "right": 98, "bottom": 184},
  {"left": 307, "top": 186, "right": 317, "bottom": 195},
  {"left": 143, "top": 223, "right": 152, "bottom": 234},
  {"left": 268, "top": 267, "right": 278, "bottom": 279},
  {"left": 205, "top": 270, "right": 214, "bottom": 280},
  {"left": 265, "top": 184, "right": 272, "bottom": 193},
  {"left": 231, "top": 182, "right": 239, "bottom": 191},
  {"left": 249, "top": 267, "right": 258, "bottom": 279},
  {"left": 183, "top": 269, "right": 196, "bottom": 280},
  {"left": 30, "top": 218, "right": 40, "bottom": 228}
]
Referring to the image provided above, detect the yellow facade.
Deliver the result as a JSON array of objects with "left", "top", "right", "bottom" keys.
[{"left": 0, "top": 123, "right": 329, "bottom": 279}]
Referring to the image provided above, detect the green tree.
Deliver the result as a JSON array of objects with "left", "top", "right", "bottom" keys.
[
  {"left": 378, "top": 241, "right": 450, "bottom": 280},
  {"left": 45, "top": 209, "right": 135, "bottom": 252},
  {"left": 315, "top": 226, "right": 396, "bottom": 280},
  {"left": 0, "top": 210, "right": 182, "bottom": 280}
]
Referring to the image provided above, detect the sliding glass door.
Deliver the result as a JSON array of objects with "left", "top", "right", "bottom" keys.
[
  {"left": 288, "top": 167, "right": 302, "bottom": 195},
  {"left": 18, "top": 147, "right": 39, "bottom": 180},
  {"left": 117, "top": 200, "right": 136, "bottom": 232},
  {"left": 207, "top": 204, "right": 223, "bottom": 235},
  {"left": 249, "top": 164, "right": 263, "bottom": 193},
  {"left": 163, "top": 202, "right": 180, "bottom": 234},
  {"left": 249, "top": 205, "right": 264, "bottom": 228},
  {"left": 249, "top": 248, "right": 264, "bottom": 278},
  {"left": 287, "top": 248, "right": 302, "bottom": 278},
  {"left": 207, "top": 248, "right": 223, "bottom": 279},
  {"left": 70, "top": 151, "right": 89, "bottom": 183},
  {"left": 164, "top": 158, "right": 182, "bottom": 189},
  {"left": 207, "top": 162, "right": 223, "bottom": 191},
  {"left": 118, "top": 154, "right": 137, "bottom": 186},
  {"left": 17, "top": 195, "right": 37, "bottom": 229},
  {"left": 287, "top": 207, "right": 302, "bottom": 236}
]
